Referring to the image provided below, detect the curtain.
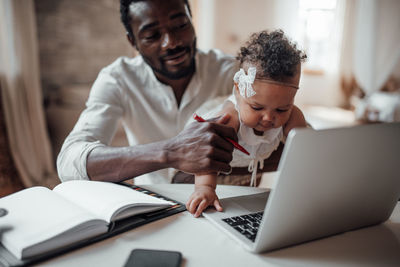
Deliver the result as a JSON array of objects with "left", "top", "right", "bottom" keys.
[
  {"left": 338, "top": 0, "right": 357, "bottom": 108},
  {"left": 353, "top": 0, "right": 400, "bottom": 96},
  {"left": 0, "top": 0, "right": 57, "bottom": 187},
  {"left": 0, "top": 82, "right": 25, "bottom": 197}
]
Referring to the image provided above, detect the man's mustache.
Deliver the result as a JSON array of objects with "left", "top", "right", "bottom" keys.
[{"left": 161, "top": 46, "right": 190, "bottom": 59}]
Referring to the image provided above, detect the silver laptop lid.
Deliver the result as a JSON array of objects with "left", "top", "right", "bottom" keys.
[{"left": 255, "top": 122, "right": 400, "bottom": 253}]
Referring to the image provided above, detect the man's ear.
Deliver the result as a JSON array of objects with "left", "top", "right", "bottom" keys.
[{"left": 126, "top": 33, "right": 137, "bottom": 49}]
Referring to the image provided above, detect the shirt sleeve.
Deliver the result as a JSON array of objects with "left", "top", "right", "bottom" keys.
[{"left": 57, "top": 69, "right": 124, "bottom": 182}]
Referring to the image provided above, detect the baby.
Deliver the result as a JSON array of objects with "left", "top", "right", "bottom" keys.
[{"left": 186, "top": 29, "right": 308, "bottom": 217}]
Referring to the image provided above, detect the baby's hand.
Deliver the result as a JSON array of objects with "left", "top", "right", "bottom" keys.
[{"left": 186, "top": 185, "right": 223, "bottom": 217}]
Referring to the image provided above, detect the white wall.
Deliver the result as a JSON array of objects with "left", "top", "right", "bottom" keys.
[
  {"left": 193, "top": 0, "right": 275, "bottom": 55},
  {"left": 191, "top": 0, "right": 345, "bottom": 107},
  {"left": 297, "top": 73, "right": 344, "bottom": 107}
]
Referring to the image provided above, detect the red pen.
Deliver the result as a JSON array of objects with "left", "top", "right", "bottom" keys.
[{"left": 193, "top": 113, "right": 250, "bottom": 156}]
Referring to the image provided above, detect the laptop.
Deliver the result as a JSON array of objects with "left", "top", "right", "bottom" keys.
[{"left": 203, "top": 122, "right": 400, "bottom": 253}]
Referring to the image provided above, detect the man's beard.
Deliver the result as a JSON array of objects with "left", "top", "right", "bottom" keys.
[
  {"left": 144, "top": 39, "right": 197, "bottom": 80},
  {"left": 154, "top": 55, "right": 195, "bottom": 80}
]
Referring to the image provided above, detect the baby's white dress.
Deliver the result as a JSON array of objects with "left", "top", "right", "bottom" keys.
[
  {"left": 186, "top": 93, "right": 285, "bottom": 186},
  {"left": 227, "top": 94, "right": 284, "bottom": 186}
]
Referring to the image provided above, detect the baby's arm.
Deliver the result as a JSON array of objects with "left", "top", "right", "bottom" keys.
[
  {"left": 186, "top": 101, "right": 239, "bottom": 217},
  {"left": 215, "top": 100, "right": 240, "bottom": 131},
  {"left": 283, "top": 105, "right": 307, "bottom": 136},
  {"left": 186, "top": 174, "right": 222, "bottom": 217}
]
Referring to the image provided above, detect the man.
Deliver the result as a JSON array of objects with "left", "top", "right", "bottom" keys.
[{"left": 57, "top": 0, "right": 239, "bottom": 184}]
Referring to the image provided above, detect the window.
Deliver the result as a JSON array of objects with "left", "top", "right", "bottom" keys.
[{"left": 298, "top": 0, "right": 338, "bottom": 74}]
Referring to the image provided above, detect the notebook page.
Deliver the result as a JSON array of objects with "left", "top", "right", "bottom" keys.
[
  {"left": 0, "top": 187, "right": 103, "bottom": 259},
  {"left": 53, "top": 181, "right": 172, "bottom": 222}
]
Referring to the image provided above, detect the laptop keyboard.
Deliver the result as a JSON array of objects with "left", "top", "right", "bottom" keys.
[{"left": 222, "top": 211, "right": 264, "bottom": 242}]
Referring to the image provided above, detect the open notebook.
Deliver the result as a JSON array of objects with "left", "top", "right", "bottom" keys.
[{"left": 0, "top": 181, "right": 185, "bottom": 266}]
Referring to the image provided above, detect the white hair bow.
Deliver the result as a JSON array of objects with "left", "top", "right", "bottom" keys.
[{"left": 233, "top": 67, "right": 257, "bottom": 98}]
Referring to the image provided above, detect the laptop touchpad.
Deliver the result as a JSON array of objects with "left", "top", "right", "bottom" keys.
[{"left": 220, "top": 192, "right": 270, "bottom": 213}]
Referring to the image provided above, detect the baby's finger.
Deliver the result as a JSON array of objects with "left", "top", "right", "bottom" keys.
[
  {"left": 185, "top": 199, "right": 192, "bottom": 211},
  {"left": 194, "top": 200, "right": 208, "bottom": 218},
  {"left": 188, "top": 198, "right": 202, "bottom": 215},
  {"left": 214, "top": 199, "right": 223, "bottom": 212},
  {"left": 186, "top": 195, "right": 196, "bottom": 209}
]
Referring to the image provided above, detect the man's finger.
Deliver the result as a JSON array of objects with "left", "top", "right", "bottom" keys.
[
  {"left": 206, "top": 113, "right": 230, "bottom": 123},
  {"left": 208, "top": 133, "right": 235, "bottom": 153},
  {"left": 214, "top": 113, "right": 231, "bottom": 125},
  {"left": 209, "top": 147, "right": 233, "bottom": 163},
  {"left": 211, "top": 122, "right": 238, "bottom": 143}
]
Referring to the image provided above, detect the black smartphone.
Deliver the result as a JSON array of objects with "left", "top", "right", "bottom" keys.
[{"left": 124, "top": 249, "right": 182, "bottom": 267}]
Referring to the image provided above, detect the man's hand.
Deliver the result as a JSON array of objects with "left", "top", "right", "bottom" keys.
[{"left": 164, "top": 114, "right": 236, "bottom": 175}]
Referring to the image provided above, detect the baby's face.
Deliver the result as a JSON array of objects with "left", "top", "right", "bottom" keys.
[{"left": 235, "top": 72, "right": 299, "bottom": 134}]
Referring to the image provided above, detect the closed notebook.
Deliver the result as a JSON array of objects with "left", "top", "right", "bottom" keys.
[{"left": 0, "top": 180, "right": 173, "bottom": 260}]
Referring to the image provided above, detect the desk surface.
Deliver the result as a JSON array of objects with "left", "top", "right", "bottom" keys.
[{"left": 38, "top": 184, "right": 400, "bottom": 267}]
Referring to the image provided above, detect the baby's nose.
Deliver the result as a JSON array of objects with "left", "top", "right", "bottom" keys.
[{"left": 262, "top": 111, "right": 275, "bottom": 122}]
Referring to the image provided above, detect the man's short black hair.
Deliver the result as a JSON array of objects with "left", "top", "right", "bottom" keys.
[{"left": 120, "top": 0, "right": 192, "bottom": 38}]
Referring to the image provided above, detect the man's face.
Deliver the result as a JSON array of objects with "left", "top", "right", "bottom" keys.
[{"left": 128, "top": 0, "right": 196, "bottom": 81}]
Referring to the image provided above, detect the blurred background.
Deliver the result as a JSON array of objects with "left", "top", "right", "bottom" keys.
[{"left": 1, "top": 0, "right": 400, "bottom": 194}]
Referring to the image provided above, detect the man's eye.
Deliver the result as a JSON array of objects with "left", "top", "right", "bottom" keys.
[
  {"left": 251, "top": 106, "right": 263, "bottom": 111},
  {"left": 172, "top": 17, "right": 190, "bottom": 30},
  {"left": 172, "top": 23, "right": 188, "bottom": 32},
  {"left": 144, "top": 32, "right": 160, "bottom": 40}
]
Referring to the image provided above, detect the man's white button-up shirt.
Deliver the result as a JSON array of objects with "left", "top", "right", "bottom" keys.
[{"left": 57, "top": 49, "right": 237, "bottom": 184}]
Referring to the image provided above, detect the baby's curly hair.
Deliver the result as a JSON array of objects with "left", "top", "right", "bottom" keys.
[{"left": 237, "top": 30, "right": 307, "bottom": 81}]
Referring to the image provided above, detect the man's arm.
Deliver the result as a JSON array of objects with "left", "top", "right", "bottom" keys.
[
  {"left": 57, "top": 63, "right": 238, "bottom": 183},
  {"left": 86, "top": 114, "right": 237, "bottom": 182}
]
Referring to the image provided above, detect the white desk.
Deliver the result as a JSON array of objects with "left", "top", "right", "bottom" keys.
[{"left": 38, "top": 184, "right": 400, "bottom": 267}]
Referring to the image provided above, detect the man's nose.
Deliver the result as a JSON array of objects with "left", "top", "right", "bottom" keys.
[{"left": 161, "top": 32, "right": 178, "bottom": 49}]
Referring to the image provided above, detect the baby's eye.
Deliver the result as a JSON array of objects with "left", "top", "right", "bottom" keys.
[
  {"left": 251, "top": 106, "right": 263, "bottom": 111},
  {"left": 276, "top": 109, "right": 289, "bottom": 113},
  {"left": 176, "top": 22, "right": 188, "bottom": 30}
]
